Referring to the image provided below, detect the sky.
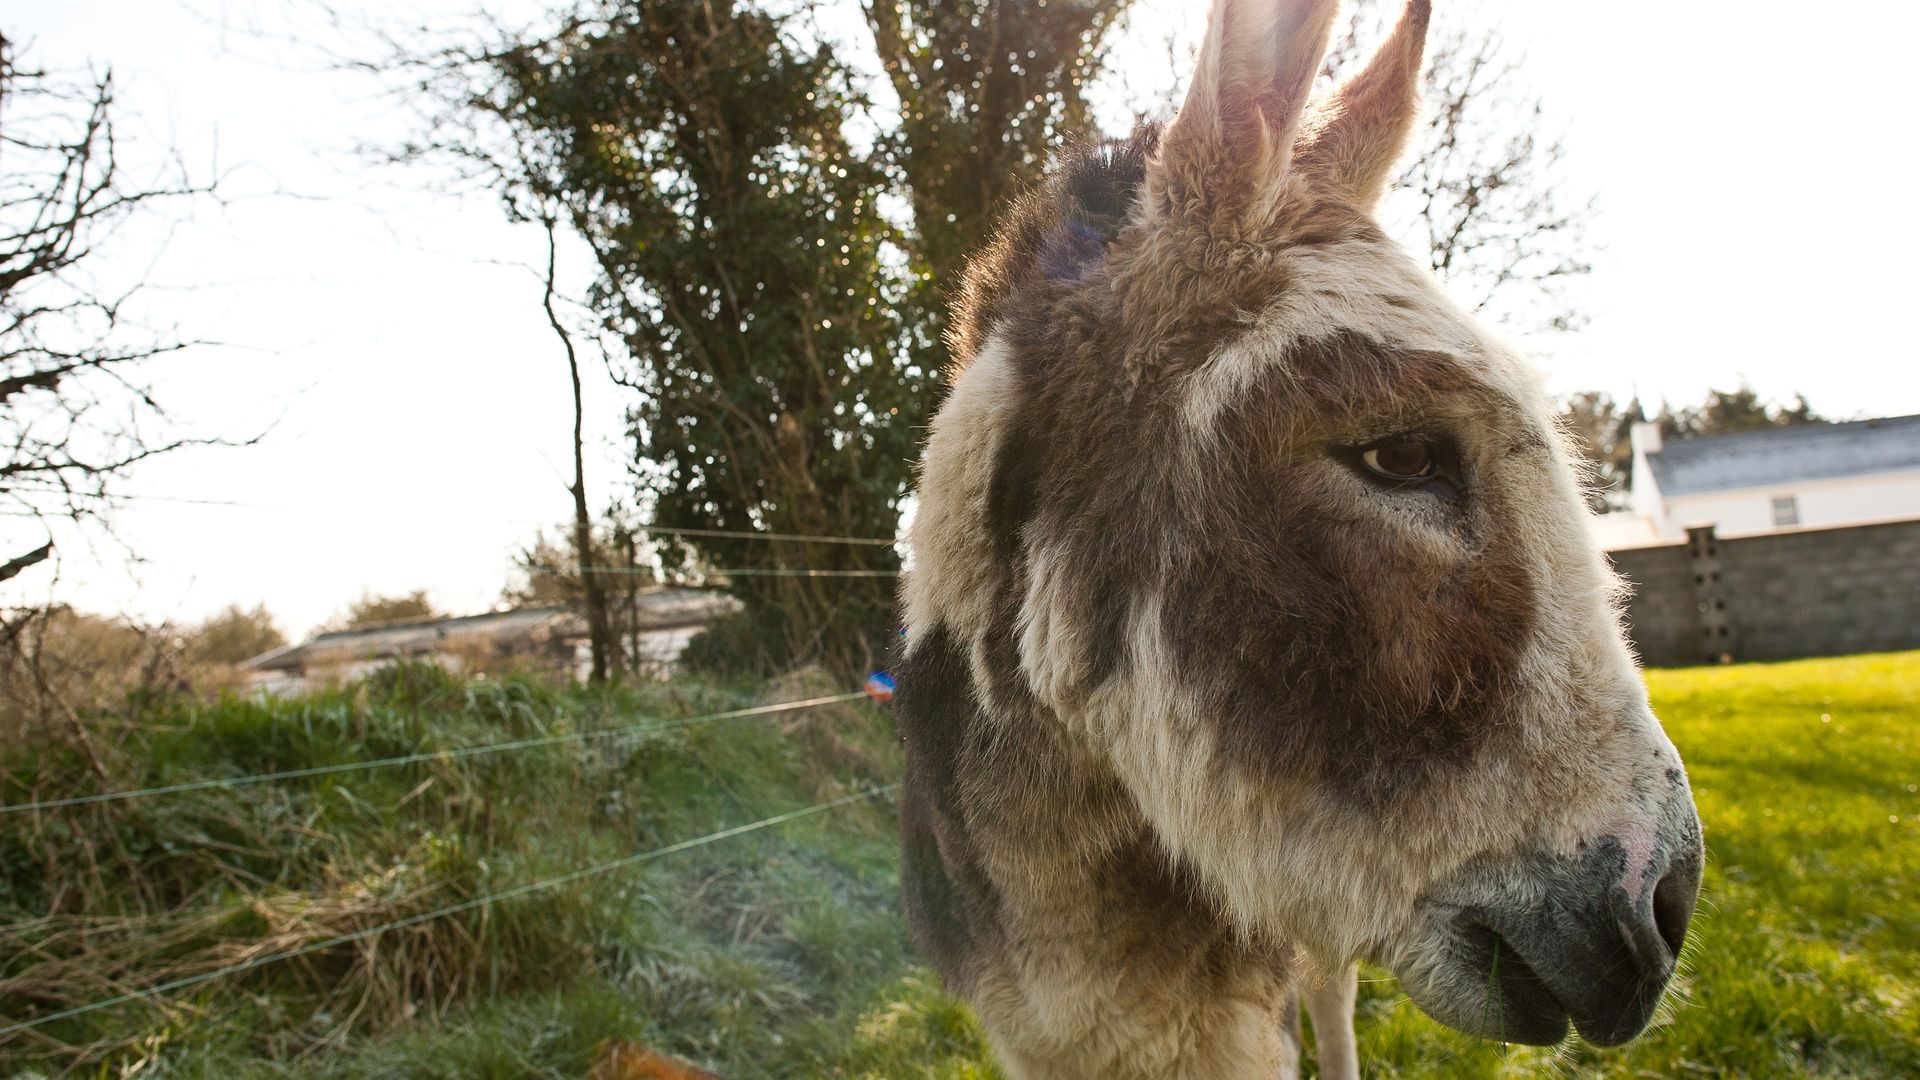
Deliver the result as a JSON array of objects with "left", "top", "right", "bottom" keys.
[{"left": 7, "top": 0, "right": 1919, "bottom": 636}]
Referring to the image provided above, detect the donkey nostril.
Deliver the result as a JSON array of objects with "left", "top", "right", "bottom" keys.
[{"left": 1651, "top": 867, "right": 1696, "bottom": 959}]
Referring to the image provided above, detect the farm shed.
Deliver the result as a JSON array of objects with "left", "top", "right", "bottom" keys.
[{"left": 243, "top": 589, "right": 738, "bottom": 693}]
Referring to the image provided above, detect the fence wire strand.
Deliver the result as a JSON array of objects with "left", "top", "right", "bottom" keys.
[
  {"left": 0, "top": 784, "right": 899, "bottom": 1041},
  {"left": 0, "top": 693, "right": 866, "bottom": 816},
  {"left": 539, "top": 564, "right": 901, "bottom": 579},
  {"left": 703, "top": 568, "right": 900, "bottom": 578},
  {"left": 621, "top": 524, "right": 898, "bottom": 546}
]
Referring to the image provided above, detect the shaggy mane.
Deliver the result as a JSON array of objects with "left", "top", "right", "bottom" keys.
[{"left": 945, "top": 125, "right": 1161, "bottom": 367}]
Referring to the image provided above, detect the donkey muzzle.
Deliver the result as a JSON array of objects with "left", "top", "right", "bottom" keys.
[{"left": 1396, "top": 793, "right": 1704, "bottom": 1046}]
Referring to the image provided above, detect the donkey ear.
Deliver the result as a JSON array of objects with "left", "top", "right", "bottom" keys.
[
  {"left": 1295, "top": 0, "right": 1432, "bottom": 208},
  {"left": 1151, "top": 0, "right": 1342, "bottom": 218}
]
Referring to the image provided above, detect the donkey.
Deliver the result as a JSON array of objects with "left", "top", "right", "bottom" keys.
[{"left": 892, "top": 0, "right": 1704, "bottom": 1076}]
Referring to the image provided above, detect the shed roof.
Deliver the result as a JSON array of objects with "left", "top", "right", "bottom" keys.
[
  {"left": 245, "top": 589, "right": 737, "bottom": 672},
  {"left": 1647, "top": 414, "right": 1920, "bottom": 497}
]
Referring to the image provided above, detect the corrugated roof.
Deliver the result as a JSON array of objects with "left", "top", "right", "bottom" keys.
[
  {"left": 1646, "top": 414, "right": 1920, "bottom": 497},
  {"left": 244, "top": 590, "right": 738, "bottom": 672}
]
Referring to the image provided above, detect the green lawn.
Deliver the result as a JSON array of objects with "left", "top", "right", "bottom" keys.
[
  {"left": 1345, "top": 652, "right": 1920, "bottom": 1078},
  {"left": 2, "top": 653, "right": 1914, "bottom": 1078}
]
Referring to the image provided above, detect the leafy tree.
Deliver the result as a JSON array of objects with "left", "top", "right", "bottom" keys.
[
  {"left": 504, "top": 530, "right": 587, "bottom": 610},
  {"left": 328, "top": 590, "right": 439, "bottom": 632},
  {"left": 182, "top": 603, "right": 285, "bottom": 666},
  {"left": 1661, "top": 385, "right": 1823, "bottom": 439},
  {"left": 384, "top": 0, "right": 1140, "bottom": 671},
  {"left": 505, "top": 521, "right": 656, "bottom": 609},
  {"left": 1560, "top": 390, "right": 1640, "bottom": 511},
  {"left": 431, "top": 0, "right": 911, "bottom": 669},
  {"left": 865, "top": 0, "right": 1137, "bottom": 353}
]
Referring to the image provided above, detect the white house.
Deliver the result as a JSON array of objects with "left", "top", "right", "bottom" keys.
[{"left": 1612, "top": 413, "right": 1920, "bottom": 542}]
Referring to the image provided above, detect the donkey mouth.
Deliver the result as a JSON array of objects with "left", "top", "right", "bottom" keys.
[
  {"left": 1401, "top": 827, "right": 1701, "bottom": 1048},
  {"left": 1398, "top": 895, "right": 1684, "bottom": 1047},
  {"left": 1451, "top": 921, "right": 1572, "bottom": 1045},
  {"left": 1393, "top": 918, "right": 1572, "bottom": 1046}
]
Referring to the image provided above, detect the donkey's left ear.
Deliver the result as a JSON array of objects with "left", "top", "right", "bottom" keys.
[
  {"left": 1295, "top": 0, "right": 1432, "bottom": 209},
  {"left": 1150, "top": 0, "right": 1343, "bottom": 221}
]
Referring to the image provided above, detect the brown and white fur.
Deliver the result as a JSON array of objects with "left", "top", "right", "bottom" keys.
[{"left": 892, "top": 1, "right": 1704, "bottom": 1078}]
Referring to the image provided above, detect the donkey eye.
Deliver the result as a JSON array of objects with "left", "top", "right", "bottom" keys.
[{"left": 1360, "top": 438, "right": 1436, "bottom": 481}]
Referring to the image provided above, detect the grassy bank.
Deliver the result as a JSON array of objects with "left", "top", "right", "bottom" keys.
[
  {"left": 3, "top": 653, "right": 1915, "bottom": 1077},
  {"left": 0, "top": 664, "right": 985, "bottom": 1078}
]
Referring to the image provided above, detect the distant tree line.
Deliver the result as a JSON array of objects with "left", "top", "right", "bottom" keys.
[{"left": 1562, "top": 384, "right": 1828, "bottom": 510}]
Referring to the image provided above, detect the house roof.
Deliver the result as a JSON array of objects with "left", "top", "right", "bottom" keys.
[
  {"left": 245, "top": 589, "right": 738, "bottom": 672},
  {"left": 1646, "top": 414, "right": 1920, "bottom": 497}
]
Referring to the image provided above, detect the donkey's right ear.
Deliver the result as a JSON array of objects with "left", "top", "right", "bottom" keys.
[{"left": 1149, "top": 0, "right": 1342, "bottom": 223}]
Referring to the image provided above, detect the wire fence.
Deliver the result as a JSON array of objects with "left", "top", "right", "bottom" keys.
[
  {"left": 4, "top": 496, "right": 902, "bottom": 541},
  {"left": 0, "top": 783, "right": 898, "bottom": 1040},
  {"left": 549, "top": 564, "right": 901, "bottom": 579},
  {"left": 692, "top": 568, "right": 900, "bottom": 579},
  {"left": 618, "top": 524, "right": 898, "bottom": 546},
  {"left": 0, "top": 522, "right": 911, "bottom": 1048},
  {"left": 0, "top": 692, "right": 865, "bottom": 816},
  {"left": 519, "top": 516, "right": 908, "bottom": 587}
]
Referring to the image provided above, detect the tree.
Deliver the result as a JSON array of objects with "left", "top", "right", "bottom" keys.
[
  {"left": 0, "top": 36, "right": 219, "bottom": 584},
  {"left": 379, "top": 34, "right": 622, "bottom": 682},
  {"left": 0, "top": 605, "right": 160, "bottom": 732},
  {"left": 1323, "top": 2, "right": 1593, "bottom": 335},
  {"left": 328, "top": 589, "right": 439, "bottom": 631},
  {"left": 1560, "top": 390, "right": 1641, "bottom": 511},
  {"left": 538, "top": 214, "right": 618, "bottom": 683},
  {"left": 864, "top": 0, "right": 1137, "bottom": 355},
  {"left": 182, "top": 602, "right": 285, "bottom": 666},
  {"left": 1661, "top": 384, "right": 1823, "bottom": 440},
  {"left": 382, "top": 0, "right": 1142, "bottom": 671},
  {"left": 504, "top": 530, "right": 585, "bottom": 610},
  {"left": 504, "top": 515, "right": 665, "bottom": 674},
  {"left": 393, "top": 0, "right": 914, "bottom": 670}
]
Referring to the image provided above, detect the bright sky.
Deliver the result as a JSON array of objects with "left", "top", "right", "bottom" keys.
[{"left": 9, "top": 0, "right": 1919, "bottom": 635}]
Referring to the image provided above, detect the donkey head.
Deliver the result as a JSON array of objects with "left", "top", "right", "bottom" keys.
[{"left": 908, "top": 0, "right": 1703, "bottom": 1049}]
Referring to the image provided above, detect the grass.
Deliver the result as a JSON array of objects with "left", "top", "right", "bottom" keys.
[
  {"left": 1347, "top": 651, "right": 1920, "bottom": 1078},
  {"left": 2, "top": 653, "right": 1914, "bottom": 1078},
  {"left": 0, "top": 663, "right": 979, "bottom": 1078}
]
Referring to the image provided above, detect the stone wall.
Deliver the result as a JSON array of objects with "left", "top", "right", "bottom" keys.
[{"left": 1606, "top": 516, "right": 1920, "bottom": 666}]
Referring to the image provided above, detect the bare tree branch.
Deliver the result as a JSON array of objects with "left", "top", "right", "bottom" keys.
[
  {"left": 1324, "top": 2, "right": 1595, "bottom": 335},
  {"left": 0, "top": 36, "right": 226, "bottom": 567},
  {"left": 0, "top": 539, "right": 52, "bottom": 583}
]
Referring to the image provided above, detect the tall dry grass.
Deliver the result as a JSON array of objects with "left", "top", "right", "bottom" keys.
[{"left": 0, "top": 657, "right": 922, "bottom": 1077}]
